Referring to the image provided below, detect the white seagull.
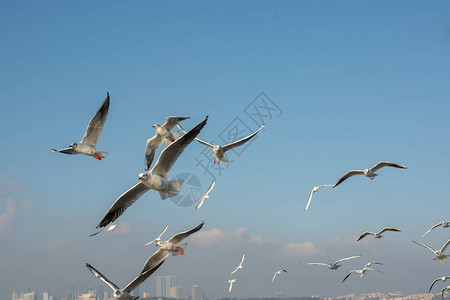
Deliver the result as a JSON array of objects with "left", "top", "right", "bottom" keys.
[
  {"left": 443, "top": 286, "right": 450, "bottom": 299},
  {"left": 230, "top": 254, "right": 245, "bottom": 275},
  {"left": 145, "top": 116, "right": 189, "bottom": 170},
  {"left": 333, "top": 161, "right": 407, "bottom": 188},
  {"left": 302, "top": 255, "right": 361, "bottom": 270},
  {"left": 177, "top": 124, "right": 264, "bottom": 164},
  {"left": 412, "top": 239, "right": 450, "bottom": 265},
  {"left": 421, "top": 221, "right": 450, "bottom": 237},
  {"left": 364, "top": 261, "right": 383, "bottom": 269},
  {"left": 86, "top": 259, "right": 165, "bottom": 300},
  {"left": 139, "top": 222, "right": 204, "bottom": 272},
  {"left": 52, "top": 92, "right": 110, "bottom": 160},
  {"left": 357, "top": 227, "right": 401, "bottom": 241},
  {"left": 89, "top": 223, "right": 117, "bottom": 237},
  {"left": 145, "top": 225, "right": 169, "bottom": 245},
  {"left": 429, "top": 276, "right": 450, "bottom": 293},
  {"left": 196, "top": 180, "right": 216, "bottom": 210},
  {"left": 228, "top": 278, "right": 236, "bottom": 293},
  {"left": 341, "top": 267, "right": 381, "bottom": 283},
  {"left": 272, "top": 269, "right": 287, "bottom": 282},
  {"left": 304, "top": 184, "right": 333, "bottom": 211},
  {"left": 96, "top": 117, "right": 208, "bottom": 229}
]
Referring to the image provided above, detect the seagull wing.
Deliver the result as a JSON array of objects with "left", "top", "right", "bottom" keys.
[
  {"left": 162, "top": 116, "right": 190, "bottom": 130},
  {"left": 145, "top": 225, "right": 169, "bottom": 245},
  {"left": 122, "top": 259, "right": 165, "bottom": 293},
  {"left": 81, "top": 93, "right": 110, "bottom": 148},
  {"left": 96, "top": 182, "right": 150, "bottom": 228},
  {"left": 86, "top": 263, "right": 120, "bottom": 292},
  {"left": 140, "top": 248, "right": 171, "bottom": 274},
  {"left": 357, "top": 232, "right": 374, "bottom": 241},
  {"left": 421, "top": 223, "right": 444, "bottom": 237},
  {"left": 429, "top": 277, "right": 450, "bottom": 293},
  {"left": 334, "top": 255, "right": 361, "bottom": 265},
  {"left": 272, "top": 273, "right": 278, "bottom": 282},
  {"left": 333, "top": 170, "right": 365, "bottom": 188},
  {"left": 379, "top": 227, "right": 401, "bottom": 234},
  {"left": 177, "top": 124, "right": 214, "bottom": 148},
  {"left": 239, "top": 253, "right": 245, "bottom": 267},
  {"left": 412, "top": 240, "right": 436, "bottom": 253},
  {"left": 145, "top": 134, "right": 164, "bottom": 170},
  {"left": 52, "top": 148, "right": 77, "bottom": 155},
  {"left": 228, "top": 280, "right": 234, "bottom": 292},
  {"left": 440, "top": 239, "right": 450, "bottom": 252},
  {"left": 370, "top": 161, "right": 407, "bottom": 172},
  {"left": 221, "top": 125, "right": 264, "bottom": 153},
  {"left": 168, "top": 221, "right": 205, "bottom": 245},
  {"left": 342, "top": 271, "right": 356, "bottom": 283},
  {"left": 302, "top": 262, "right": 330, "bottom": 267},
  {"left": 305, "top": 188, "right": 315, "bottom": 211},
  {"left": 151, "top": 117, "right": 208, "bottom": 179}
]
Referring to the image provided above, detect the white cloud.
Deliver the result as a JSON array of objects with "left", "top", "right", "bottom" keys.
[
  {"left": 0, "top": 197, "right": 16, "bottom": 234},
  {"left": 275, "top": 241, "right": 323, "bottom": 259},
  {"left": 114, "top": 221, "right": 133, "bottom": 234}
]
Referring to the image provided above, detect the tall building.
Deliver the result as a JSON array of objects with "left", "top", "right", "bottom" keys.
[
  {"left": 43, "top": 292, "right": 49, "bottom": 300},
  {"left": 156, "top": 275, "right": 177, "bottom": 298},
  {"left": 169, "top": 286, "right": 184, "bottom": 300},
  {"left": 191, "top": 285, "right": 203, "bottom": 300},
  {"left": 96, "top": 286, "right": 104, "bottom": 300},
  {"left": 23, "top": 292, "right": 37, "bottom": 300}
]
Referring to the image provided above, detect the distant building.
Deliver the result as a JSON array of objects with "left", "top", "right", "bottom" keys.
[
  {"left": 96, "top": 286, "right": 104, "bottom": 300},
  {"left": 191, "top": 285, "right": 203, "bottom": 300},
  {"left": 276, "top": 292, "right": 283, "bottom": 299},
  {"left": 23, "top": 292, "right": 37, "bottom": 300},
  {"left": 170, "top": 286, "right": 184, "bottom": 300},
  {"left": 43, "top": 292, "right": 49, "bottom": 300},
  {"left": 156, "top": 275, "right": 177, "bottom": 298}
]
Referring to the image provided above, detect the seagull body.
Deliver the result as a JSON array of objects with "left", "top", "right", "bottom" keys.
[
  {"left": 357, "top": 228, "right": 401, "bottom": 241},
  {"left": 341, "top": 267, "right": 379, "bottom": 283},
  {"left": 145, "top": 225, "right": 168, "bottom": 245},
  {"left": 422, "top": 221, "right": 450, "bottom": 237},
  {"left": 333, "top": 161, "right": 407, "bottom": 187},
  {"left": 304, "top": 184, "right": 333, "bottom": 211},
  {"left": 86, "top": 259, "right": 165, "bottom": 300},
  {"left": 272, "top": 269, "right": 287, "bottom": 282},
  {"left": 196, "top": 180, "right": 216, "bottom": 210},
  {"left": 412, "top": 239, "right": 450, "bottom": 265},
  {"left": 230, "top": 254, "right": 245, "bottom": 275},
  {"left": 302, "top": 255, "right": 361, "bottom": 270},
  {"left": 429, "top": 276, "right": 450, "bottom": 293},
  {"left": 139, "top": 222, "right": 204, "bottom": 273},
  {"left": 52, "top": 93, "right": 110, "bottom": 160},
  {"left": 177, "top": 124, "right": 264, "bottom": 164},
  {"left": 96, "top": 117, "right": 208, "bottom": 229},
  {"left": 145, "top": 116, "right": 189, "bottom": 170},
  {"left": 228, "top": 279, "right": 236, "bottom": 293}
]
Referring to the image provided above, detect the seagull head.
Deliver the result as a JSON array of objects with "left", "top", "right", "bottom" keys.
[
  {"left": 153, "top": 124, "right": 160, "bottom": 128},
  {"left": 155, "top": 241, "right": 165, "bottom": 247},
  {"left": 139, "top": 173, "right": 149, "bottom": 181},
  {"left": 69, "top": 142, "right": 78, "bottom": 148}
]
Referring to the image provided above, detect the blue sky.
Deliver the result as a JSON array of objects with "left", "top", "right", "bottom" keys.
[{"left": 1, "top": 1, "right": 450, "bottom": 299}]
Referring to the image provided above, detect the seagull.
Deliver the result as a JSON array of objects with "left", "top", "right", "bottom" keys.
[
  {"left": 304, "top": 184, "right": 333, "bottom": 211},
  {"left": 228, "top": 278, "right": 236, "bottom": 293},
  {"left": 421, "top": 221, "right": 450, "bottom": 237},
  {"left": 196, "top": 180, "right": 216, "bottom": 210},
  {"left": 302, "top": 255, "right": 361, "bottom": 270},
  {"left": 442, "top": 285, "right": 450, "bottom": 299},
  {"left": 341, "top": 267, "right": 381, "bottom": 283},
  {"left": 52, "top": 92, "right": 110, "bottom": 160},
  {"left": 86, "top": 259, "right": 165, "bottom": 300},
  {"left": 357, "top": 227, "right": 401, "bottom": 241},
  {"left": 272, "top": 269, "right": 287, "bottom": 282},
  {"left": 96, "top": 117, "right": 208, "bottom": 229},
  {"left": 139, "top": 222, "right": 204, "bottom": 272},
  {"left": 177, "top": 124, "right": 264, "bottom": 164},
  {"left": 230, "top": 254, "right": 245, "bottom": 275},
  {"left": 145, "top": 116, "right": 190, "bottom": 170},
  {"left": 363, "top": 261, "right": 383, "bottom": 269},
  {"left": 89, "top": 223, "right": 117, "bottom": 237},
  {"left": 429, "top": 276, "right": 450, "bottom": 293},
  {"left": 412, "top": 239, "right": 450, "bottom": 265},
  {"left": 145, "top": 225, "right": 168, "bottom": 246},
  {"left": 333, "top": 161, "right": 407, "bottom": 188}
]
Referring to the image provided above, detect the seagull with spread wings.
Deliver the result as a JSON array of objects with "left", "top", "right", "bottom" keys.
[
  {"left": 333, "top": 161, "right": 407, "bottom": 188},
  {"left": 86, "top": 259, "right": 165, "bottom": 300},
  {"left": 304, "top": 184, "right": 333, "bottom": 211},
  {"left": 228, "top": 279, "right": 237, "bottom": 293},
  {"left": 230, "top": 254, "right": 245, "bottom": 275},
  {"left": 145, "top": 116, "right": 189, "bottom": 170},
  {"left": 421, "top": 221, "right": 450, "bottom": 237},
  {"left": 96, "top": 117, "right": 208, "bottom": 229},
  {"left": 145, "top": 225, "right": 168, "bottom": 246},
  {"left": 357, "top": 227, "right": 401, "bottom": 241},
  {"left": 429, "top": 276, "right": 450, "bottom": 293},
  {"left": 442, "top": 286, "right": 450, "bottom": 299},
  {"left": 196, "top": 180, "right": 216, "bottom": 210},
  {"left": 412, "top": 239, "right": 450, "bottom": 265},
  {"left": 272, "top": 269, "right": 287, "bottom": 282},
  {"left": 341, "top": 267, "right": 381, "bottom": 283},
  {"left": 177, "top": 124, "right": 264, "bottom": 164},
  {"left": 302, "top": 255, "right": 361, "bottom": 270},
  {"left": 52, "top": 92, "right": 110, "bottom": 160}
]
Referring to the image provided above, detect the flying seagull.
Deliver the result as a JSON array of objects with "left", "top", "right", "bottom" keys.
[
  {"left": 230, "top": 254, "right": 245, "bottom": 275},
  {"left": 341, "top": 267, "right": 381, "bottom": 283},
  {"left": 177, "top": 124, "right": 264, "bottom": 164},
  {"left": 86, "top": 259, "right": 165, "bottom": 300},
  {"left": 196, "top": 180, "right": 216, "bottom": 210},
  {"left": 357, "top": 227, "right": 401, "bottom": 241},
  {"left": 272, "top": 269, "right": 287, "bottom": 282},
  {"left": 145, "top": 116, "right": 190, "bottom": 170},
  {"left": 228, "top": 279, "right": 236, "bottom": 293},
  {"left": 333, "top": 161, "right": 407, "bottom": 188},
  {"left": 421, "top": 221, "right": 450, "bottom": 237},
  {"left": 302, "top": 255, "right": 361, "bottom": 270},
  {"left": 145, "top": 225, "right": 169, "bottom": 246},
  {"left": 52, "top": 92, "right": 110, "bottom": 160},
  {"left": 89, "top": 223, "right": 117, "bottom": 237},
  {"left": 429, "top": 276, "right": 450, "bottom": 293},
  {"left": 412, "top": 239, "right": 450, "bottom": 265},
  {"left": 96, "top": 117, "right": 208, "bottom": 229},
  {"left": 139, "top": 221, "right": 204, "bottom": 273},
  {"left": 363, "top": 261, "right": 383, "bottom": 269},
  {"left": 443, "top": 286, "right": 450, "bottom": 299},
  {"left": 304, "top": 184, "right": 333, "bottom": 211}
]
